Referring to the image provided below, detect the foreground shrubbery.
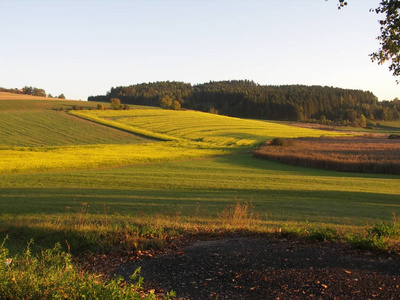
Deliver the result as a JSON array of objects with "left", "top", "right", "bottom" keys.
[
  {"left": 1, "top": 202, "right": 400, "bottom": 298},
  {"left": 254, "top": 136, "right": 400, "bottom": 174},
  {"left": 0, "top": 240, "right": 157, "bottom": 300}
]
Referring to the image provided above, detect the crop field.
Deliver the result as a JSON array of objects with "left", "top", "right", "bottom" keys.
[
  {"left": 255, "top": 136, "right": 400, "bottom": 174},
  {"left": 0, "top": 99, "right": 147, "bottom": 147},
  {"left": 71, "top": 109, "right": 347, "bottom": 147}
]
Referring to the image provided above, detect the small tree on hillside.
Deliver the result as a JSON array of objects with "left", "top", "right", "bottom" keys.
[
  {"left": 97, "top": 103, "right": 104, "bottom": 110},
  {"left": 58, "top": 94, "right": 66, "bottom": 99},
  {"left": 171, "top": 100, "right": 181, "bottom": 110},
  {"left": 159, "top": 95, "right": 173, "bottom": 108},
  {"left": 33, "top": 88, "right": 46, "bottom": 97},
  {"left": 359, "top": 114, "right": 367, "bottom": 127},
  {"left": 110, "top": 98, "right": 122, "bottom": 110}
]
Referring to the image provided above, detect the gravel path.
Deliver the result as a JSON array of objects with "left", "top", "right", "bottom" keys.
[{"left": 116, "top": 237, "right": 400, "bottom": 299}]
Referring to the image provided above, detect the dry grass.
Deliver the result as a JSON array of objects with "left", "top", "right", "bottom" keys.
[
  {"left": 254, "top": 136, "right": 400, "bottom": 174},
  {"left": 0, "top": 92, "right": 73, "bottom": 101}
]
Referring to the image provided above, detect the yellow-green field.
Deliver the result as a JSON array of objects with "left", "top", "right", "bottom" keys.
[
  {"left": 1, "top": 104, "right": 348, "bottom": 173},
  {"left": 71, "top": 109, "right": 348, "bottom": 147}
]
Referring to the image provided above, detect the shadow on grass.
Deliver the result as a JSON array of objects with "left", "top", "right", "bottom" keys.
[
  {"left": 219, "top": 153, "right": 400, "bottom": 179},
  {"left": 1, "top": 186, "right": 399, "bottom": 225}
]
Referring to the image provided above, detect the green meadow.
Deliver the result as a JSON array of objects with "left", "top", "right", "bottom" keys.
[
  {"left": 0, "top": 96, "right": 398, "bottom": 237},
  {"left": 1, "top": 154, "right": 398, "bottom": 225}
]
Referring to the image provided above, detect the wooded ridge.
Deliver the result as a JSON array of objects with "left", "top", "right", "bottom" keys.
[{"left": 88, "top": 80, "right": 400, "bottom": 126}]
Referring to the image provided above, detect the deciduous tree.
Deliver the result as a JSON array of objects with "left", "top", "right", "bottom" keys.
[
  {"left": 110, "top": 98, "right": 122, "bottom": 110},
  {"left": 337, "top": 0, "right": 400, "bottom": 82}
]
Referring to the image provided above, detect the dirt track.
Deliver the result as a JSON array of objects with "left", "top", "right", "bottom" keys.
[{"left": 116, "top": 236, "right": 400, "bottom": 299}]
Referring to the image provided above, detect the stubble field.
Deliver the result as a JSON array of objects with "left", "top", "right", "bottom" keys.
[{"left": 254, "top": 136, "right": 400, "bottom": 174}]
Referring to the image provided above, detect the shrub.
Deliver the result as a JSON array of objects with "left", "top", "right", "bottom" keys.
[
  {"left": 269, "top": 138, "right": 293, "bottom": 147},
  {"left": 367, "top": 221, "right": 400, "bottom": 238},
  {"left": 208, "top": 107, "right": 219, "bottom": 114},
  {"left": 110, "top": 98, "right": 122, "bottom": 110},
  {"left": 388, "top": 134, "right": 400, "bottom": 139},
  {"left": 347, "top": 234, "right": 389, "bottom": 251},
  {"left": 171, "top": 100, "right": 181, "bottom": 110},
  {"left": 97, "top": 104, "right": 104, "bottom": 110}
]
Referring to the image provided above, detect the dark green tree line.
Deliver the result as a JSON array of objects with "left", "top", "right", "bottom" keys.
[{"left": 88, "top": 80, "right": 400, "bottom": 125}]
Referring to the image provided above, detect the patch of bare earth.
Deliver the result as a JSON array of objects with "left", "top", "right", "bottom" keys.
[{"left": 115, "top": 236, "right": 400, "bottom": 299}]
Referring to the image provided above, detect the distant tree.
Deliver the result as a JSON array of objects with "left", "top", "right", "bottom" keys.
[
  {"left": 171, "top": 100, "right": 181, "bottom": 110},
  {"left": 58, "top": 94, "right": 66, "bottom": 99},
  {"left": 359, "top": 114, "right": 367, "bottom": 127},
  {"left": 22, "top": 86, "right": 34, "bottom": 95},
  {"left": 208, "top": 107, "right": 219, "bottom": 114},
  {"left": 110, "top": 98, "right": 122, "bottom": 110},
  {"left": 47, "top": 93, "right": 53, "bottom": 98},
  {"left": 33, "top": 88, "right": 46, "bottom": 97},
  {"left": 159, "top": 95, "right": 173, "bottom": 108}
]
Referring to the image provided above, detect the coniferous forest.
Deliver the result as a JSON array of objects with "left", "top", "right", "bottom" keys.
[{"left": 88, "top": 80, "right": 400, "bottom": 126}]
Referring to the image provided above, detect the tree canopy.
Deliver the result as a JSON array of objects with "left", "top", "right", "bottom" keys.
[
  {"left": 338, "top": 0, "right": 400, "bottom": 82},
  {"left": 88, "top": 80, "right": 400, "bottom": 126}
]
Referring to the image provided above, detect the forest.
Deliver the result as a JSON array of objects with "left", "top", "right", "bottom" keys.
[{"left": 88, "top": 80, "right": 400, "bottom": 126}]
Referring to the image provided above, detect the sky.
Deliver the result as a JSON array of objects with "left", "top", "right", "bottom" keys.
[{"left": 1, "top": 0, "right": 399, "bottom": 101}]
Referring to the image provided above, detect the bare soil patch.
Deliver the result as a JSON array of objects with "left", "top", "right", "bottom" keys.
[
  {"left": 254, "top": 136, "right": 400, "bottom": 174},
  {"left": 115, "top": 236, "right": 400, "bottom": 299}
]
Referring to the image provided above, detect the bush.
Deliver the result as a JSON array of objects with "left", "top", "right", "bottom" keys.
[
  {"left": 110, "top": 98, "right": 122, "bottom": 110},
  {"left": 171, "top": 100, "right": 181, "bottom": 110},
  {"left": 388, "top": 134, "right": 400, "bottom": 139},
  {"left": 269, "top": 138, "right": 293, "bottom": 147},
  {"left": 367, "top": 222, "right": 399, "bottom": 238}
]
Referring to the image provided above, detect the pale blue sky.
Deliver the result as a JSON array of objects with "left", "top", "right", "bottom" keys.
[{"left": 1, "top": 0, "right": 399, "bottom": 101}]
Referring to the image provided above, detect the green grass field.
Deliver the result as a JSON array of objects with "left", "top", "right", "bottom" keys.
[
  {"left": 1, "top": 154, "right": 398, "bottom": 224},
  {"left": 0, "top": 94, "right": 399, "bottom": 249}
]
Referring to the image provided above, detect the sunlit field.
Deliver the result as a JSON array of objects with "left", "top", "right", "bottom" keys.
[
  {"left": 0, "top": 100, "right": 397, "bottom": 228},
  {"left": 1, "top": 106, "right": 348, "bottom": 173},
  {"left": 71, "top": 109, "right": 347, "bottom": 147}
]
